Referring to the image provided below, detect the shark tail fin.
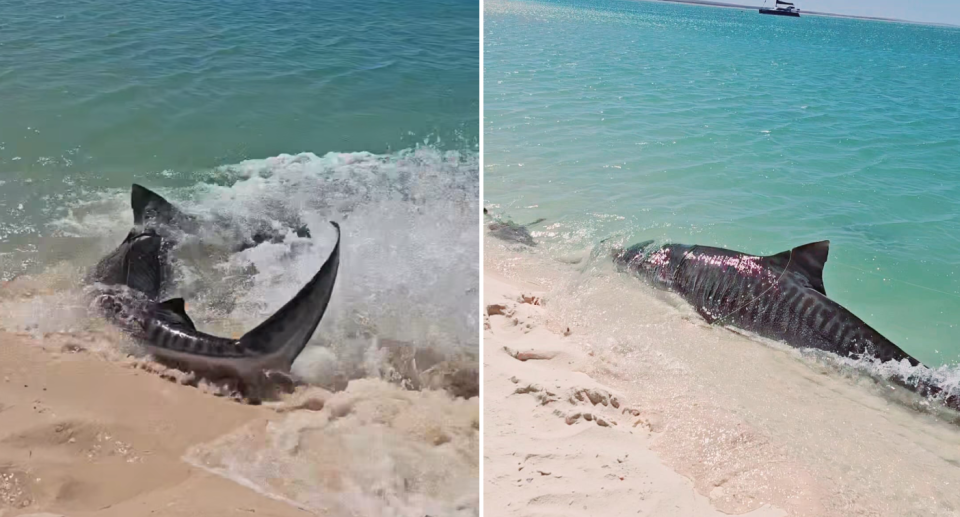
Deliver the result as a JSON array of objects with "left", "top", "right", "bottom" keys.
[
  {"left": 239, "top": 222, "right": 341, "bottom": 366},
  {"left": 131, "top": 184, "right": 178, "bottom": 226}
]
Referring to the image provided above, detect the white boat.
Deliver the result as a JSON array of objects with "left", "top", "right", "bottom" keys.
[{"left": 760, "top": 0, "right": 801, "bottom": 17}]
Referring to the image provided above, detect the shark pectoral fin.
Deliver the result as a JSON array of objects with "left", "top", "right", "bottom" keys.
[
  {"left": 767, "top": 240, "right": 830, "bottom": 295},
  {"left": 694, "top": 305, "right": 719, "bottom": 325},
  {"left": 239, "top": 221, "right": 341, "bottom": 362},
  {"left": 157, "top": 298, "right": 197, "bottom": 331},
  {"left": 123, "top": 232, "right": 164, "bottom": 298}
]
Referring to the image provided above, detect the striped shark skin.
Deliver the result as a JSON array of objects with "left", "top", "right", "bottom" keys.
[
  {"left": 612, "top": 239, "right": 957, "bottom": 410},
  {"left": 91, "top": 221, "right": 340, "bottom": 399}
]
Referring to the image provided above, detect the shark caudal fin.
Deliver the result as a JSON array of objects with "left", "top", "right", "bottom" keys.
[
  {"left": 764, "top": 240, "right": 830, "bottom": 295},
  {"left": 238, "top": 221, "right": 341, "bottom": 365}
]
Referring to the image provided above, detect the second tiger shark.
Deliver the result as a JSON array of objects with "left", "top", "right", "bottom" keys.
[{"left": 613, "top": 239, "right": 956, "bottom": 409}]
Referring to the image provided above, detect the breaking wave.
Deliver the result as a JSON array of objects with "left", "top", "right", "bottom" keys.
[
  {"left": 186, "top": 380, "right": 479, "bottom": 517},
  {"left": 0, "top": 145, "right": 479, "bottom": 516}
]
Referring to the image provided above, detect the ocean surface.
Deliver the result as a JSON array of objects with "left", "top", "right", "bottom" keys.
[
  {"left": 484, "top": 0, "right": 960, "bottom": 367},
  {"left": 0, "top": 0, "right": 478, "bottom": 514},
  {"left": 0, "top": 0, "right": 478, "bottom": 275},
  {"left": 484, "top": 1, "right": 960, "bottom": 514}
]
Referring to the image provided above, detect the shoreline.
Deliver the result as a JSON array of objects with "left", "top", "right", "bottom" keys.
[
  {"left": 482, "top": 233, "right": 960, "bottom": 516},
  {"left": 0, "top": 331, "right": 303, "bottom": 517},
  {"left": 0, "top": 330, "right": 480, "bottom": 516},
  {"left": 482, "top": 269, "right": 785, "bottom": 516}
]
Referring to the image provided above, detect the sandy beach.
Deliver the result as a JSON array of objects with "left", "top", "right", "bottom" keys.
[
  {"left": 0, "top": 327, "right": 479, "bottom": 517},
  {"left": 0, "top": 330, "right": 305, "bottom": 517},
  {"left": 482, "top": 223, "right": 960, "bottom": 517},
  {"left": 482, "top": 270, "right": 785, "bottom": 517}
]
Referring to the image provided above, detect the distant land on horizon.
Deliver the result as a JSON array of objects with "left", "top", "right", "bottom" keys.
[{"left": 651, "top": 0, "right": 960, "bottom": 28}]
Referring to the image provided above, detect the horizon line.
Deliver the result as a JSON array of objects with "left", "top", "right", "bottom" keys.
[{"left": 650, "top": 0, "right": 960, "bottom": 29}]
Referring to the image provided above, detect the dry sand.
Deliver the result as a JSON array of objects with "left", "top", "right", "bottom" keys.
[{"left": 483, "top": 271, "right": 785, "bottom": 517}]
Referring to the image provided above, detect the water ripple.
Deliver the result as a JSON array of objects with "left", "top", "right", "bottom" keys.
[{"left": 485, "top": 0, "right": 960, "bottom": 365}]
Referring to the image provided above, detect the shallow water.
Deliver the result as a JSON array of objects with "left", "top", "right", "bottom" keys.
[
  {"left": 0, "top": 148, "right": 480, "bottom": 514},
  {"left": 0, "top": 0, "right": 478, "bottom": 276},
  {"left": 0, "top": 0, "right": 478, "bottom": 513},
  {"left": 486, "top": 237, "right": 960, "bottom": 517},
  {"left": 485, "top": 1, "right": 960, "bottom": 513},
  {"left": 484, "top": 0, "right": 960, "bottom": 366},
  {"left": 187, "top": 380, "right": 479, "bottom": 517}
]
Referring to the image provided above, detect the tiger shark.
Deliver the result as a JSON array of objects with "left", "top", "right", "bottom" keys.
[
  {"left": 484, "top": 207, "right": 545, "bottom": 246},
  {"left": 612, "top": 239, "right": 957, "bottom": 409},
  {"left": 89, "top": 185, "right": 340, "bottom": 399}
]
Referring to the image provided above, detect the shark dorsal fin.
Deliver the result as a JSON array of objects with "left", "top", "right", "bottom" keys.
[
  {"left": 157, "top": 298, "right": 196, "bottom": 331},
  {"left": 131, "top": 184, "right": 176, "bottom": 226},
  {"left": 767, "top": 241, "right": 829, "bottom": 295}
]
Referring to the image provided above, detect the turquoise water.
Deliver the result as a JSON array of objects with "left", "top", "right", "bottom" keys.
[
  {"left": 484, "top": 0, "right": 960, "bottom": 366},
  {"left": 0, "top": 0, "right": 478, "bottom": 273},
  {"left": 0, "top": 2, "right": 479, "bottom": 512},
  {"left": 0, "top": 0, "right": 479, "bottom": 344}
]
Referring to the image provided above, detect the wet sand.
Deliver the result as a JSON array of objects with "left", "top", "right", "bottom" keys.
[
  {"left": 0, "top": 329, "right": 479, "bottom": 517},
  {"left": 0, "top": 330, "right": 302, "bottom": 517},
  {"left": 482, "top": 272, "right": 785, "bottom": 517},
  {"left": 483, "top": 230, "right": 960, "bottom": 517}
]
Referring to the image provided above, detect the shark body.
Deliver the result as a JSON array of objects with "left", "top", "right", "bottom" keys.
[
  {"left": 90, "top": 185, "right": 340, "bottom": 396},
  {"left": 614, "top": 239, "right": 957, "bottom": 409}
]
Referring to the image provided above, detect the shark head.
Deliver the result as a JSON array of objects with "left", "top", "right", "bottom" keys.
[
  {"left": 89, "top": 229, "right": 168, "bottom": 299},
  {"left": 613, "top": 240, "right": 691, "bottom": 290}
]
